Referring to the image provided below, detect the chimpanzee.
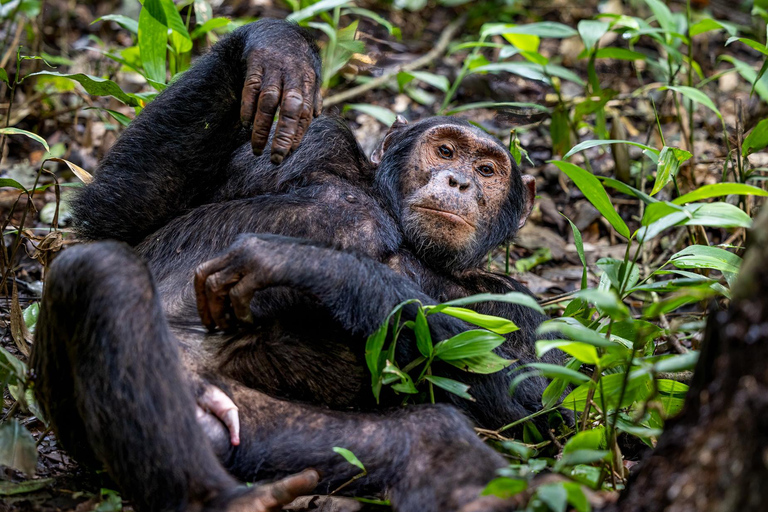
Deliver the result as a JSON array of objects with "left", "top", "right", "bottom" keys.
[{"left": 30, "top": 18, "right": 559, "bottom": 512}]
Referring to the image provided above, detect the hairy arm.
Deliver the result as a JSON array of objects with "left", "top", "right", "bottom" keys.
[{"left": 74, "top": 20, "right": 321, "bottom": 245}]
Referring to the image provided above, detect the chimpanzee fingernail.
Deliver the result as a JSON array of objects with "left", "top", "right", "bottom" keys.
[{"left": 271, "top": 153, "right": 284, "bottom": 165}]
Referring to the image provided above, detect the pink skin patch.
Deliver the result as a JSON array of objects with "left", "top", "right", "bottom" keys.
[{"left": 197, "top": 385, "right": 240, "bottom": 446}]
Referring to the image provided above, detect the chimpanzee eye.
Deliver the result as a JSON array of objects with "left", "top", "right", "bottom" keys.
[
  {"left": 477, "top": 164, "right": 495, "bottom": 177},
  {"left": 438, "top": 145, "right": 453, "bottom": 159}
]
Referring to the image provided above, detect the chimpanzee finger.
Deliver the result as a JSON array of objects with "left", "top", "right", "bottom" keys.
[
  {"left": 204, "top": 271, "right": 240, "bottom": 331},
  {"left": 229, "top": 276, "right": 256, "bottom": 325},
  {"left": 195, "top": 258, "right": 230, "bottom": 330},
  {"left": 256, "top": 469, "right": 320, "bottom": 510},
  {"left": 313, "top": 82, "right": 323, "bottom": 117},
  {"left": 251, "top": 71, "right": 282, "bottom": 156},
  {"left": 292, "top": 78, "right": 314, "bottom": 151},
  {"left": 269, "top": 80, "right": 304, "bottom": 164},
  {"left": 199, "top": 385, "right": 240, "bottom": 446},
  {"left": 240, "top": 63, "right": 264, "bottom": 127}
]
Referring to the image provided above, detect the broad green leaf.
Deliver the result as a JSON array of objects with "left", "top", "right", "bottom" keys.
[
  {"left": 594, "top": 47, "right": 646, "bottom": 60},
  {"left": 0, "top": 128, "right": 49, "bottom": 152},
  {"left": 536, "top": 340, "right": 599, "bottom": 364},
  {"left": 645, "top": 0, "right": 676, "bottom": 33},
  {"left": 682, "top": 202, "right": 753, "bottom": 229},
  {"left": 578, "top": 20, "right": 609, "bottom": 51},
  {"left": 28, "top": 71, "right": 142, "bottom": 107},
  {"left": 662, "top": 85, "right": 722, "bottom": 119},
  {"left": 0, "top": 420, "right": 37, "bottom": 476},
  {"left": 644, "top": 285, "right": 719, "bottom": 317},
  {"left": 472, "top": 62, "right": 584, "bottom": 85},
  {"left": 429, "top": 292, "right": 544, "bottom": 314},
  {"left": 0, "top": 178, "right": 27, "bottom": 191},
  {"left": 190, "top": 17, "right": 231, "bottom": 39},
  {"left": 537, "top": 483, "right": 568, "bottom": 512},
  {"left": 414, "top": 308, "right": 432, "bottom": 358},
  {"left": 343, "top": 103, "right": 396, "bottom": 126},
  {"left": 383, "top": 360, "right": 418, "bottom": 394},
  {"left": 0, "top": 478, "right": 55, "bottom": 496},
  {"left": 690, "top": 19, "right": 736, "bottom": 37},
  {"left": 720, "top": 55, "right": 768, "bottom": 102},
  {"left": 726, "top": 37, "right": 768, "bottom": 56},
  {"left": 288, "top": 0, "right": 351, "bottom": 22},
  {"left": 446, "top": 352, "right": 514, "bottom": 374},
  {"left": 434, "top": 330, "right": 506, "bottom": 360},
  {"left": 562, "top": 372, "right": 651, "bottom": 412},
  {"left": 408, "top": 71, "right": 450, "bottom": 92},
  {"left": 438, "top": 306, "right": 518, "bottom": 334},
  {"left": 560, "top": 449, "right": 610, "bottom": 466},
  {"left": 480, "top": 22, "right": 578, "bottom": 39},
  {"left": 550, "top": 160, "right": 631, "bottom": 238},
  {"left": 564, "top": 139, "right": 659, "bottom": 159},
  {"left": 636, "top": 209, "right": 689, "bottom": 242},
  {"left": 538, "top": 317, "right": 621, "bottom": 348},
  {"left": 651, "top": 146, "right": 691, "bottom": 195},
  {"left": 95, "top": 14, "right": 139, "bottom": 33},
  {"left": 564, "top": 427, "right": 605, "bottom": 454},
  {"left": 139, "top": 0, "right": 168, "bottom": 84},
  {"left": 365, "top": 323, "right": 387, "bottom": 399},
  {"left": 332, "top": 447, "right": 366, "bottom": 471},
  {"left": 596, "top": 257, "right": 640, "bottom": 292},
  {"left": 342, "top": 7, "right": 401, "bottom": 39},
  {"left": 744, "top": 118, "right": 768, "bottom": 156},
  {"left": 669, "top": 245, "right": 742, "bottom": 284},
  {"left": 445, "top": 101, "right": 550, "bottom": 115},
  {"left": 600, "top": 177, "right": 658, "bottom": 204},
  {"left": 654, "top": 351, "right": 699, "bottom": 373},
  {"left": 481, "top": 478, "right": 528, "bottom": 499},
  {"left": 574, "top": 289, "right": 630, "bottom": 320},
  {"left": 0, "top": 68, "right": 8, "bottom": 86},
  {"left": 425, "top": 375, "right": 474, "bottom": 400},
  {"left": 522, "top": 362, "right": 591, "bottom": 384},
  {"left": 503, "top": 33, "right": 540, "bottom": 53},
  {"left": 673, "top": 182, "right": 768, "bottom": 204},
  {"left": 563, "top": 482, "right": 591, "bottom": 512}
]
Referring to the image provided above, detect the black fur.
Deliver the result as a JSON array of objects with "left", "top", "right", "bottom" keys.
[{"left": 33, "top": 18, "right": 560, "bottom": 512}]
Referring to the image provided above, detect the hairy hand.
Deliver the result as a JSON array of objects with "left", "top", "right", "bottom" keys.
[{"left": 240, "top": 46, "right": 322, "bottom": 164}]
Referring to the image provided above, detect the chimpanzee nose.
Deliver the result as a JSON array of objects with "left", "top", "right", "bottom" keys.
[{"left": 447, "top": 173, "right": 471, "bottom": 191}]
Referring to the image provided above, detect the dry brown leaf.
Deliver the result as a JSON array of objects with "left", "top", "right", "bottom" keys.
[
  {"left": 49, "top": 157, "right": 93, "bottom": 184},
  {"left": 10, "top": 281, "right": 31, "bottom": 356}
]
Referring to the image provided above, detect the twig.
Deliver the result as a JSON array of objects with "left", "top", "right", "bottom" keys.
[{"left": 323, "top": 15, "right": 467, "bottom": 108}]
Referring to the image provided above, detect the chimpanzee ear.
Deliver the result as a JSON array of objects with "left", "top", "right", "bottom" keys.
[
  {"left": 370, "top": 115, "right": 409, "bottom": 166},
  {"left": 518, "top": 175, "right": 536, "bottom": 230}
]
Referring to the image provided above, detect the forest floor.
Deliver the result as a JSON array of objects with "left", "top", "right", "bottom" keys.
[{"left": 1, "top": 0, "right": 766, "bottom": 510}]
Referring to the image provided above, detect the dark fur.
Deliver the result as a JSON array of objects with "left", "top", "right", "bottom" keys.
[{"left": 32, "top": 19, "right": 559, "bottom": 512}]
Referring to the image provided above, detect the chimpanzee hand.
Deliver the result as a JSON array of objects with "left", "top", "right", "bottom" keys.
[
  {"left": 240, "top": 28, "right": 322, "bottom": 165},
  {"left": 195, "top": 235, "right": 294, "bottom": 332},
  {"left": 196, "top": 383, "right": 240, "bottom": 446}
]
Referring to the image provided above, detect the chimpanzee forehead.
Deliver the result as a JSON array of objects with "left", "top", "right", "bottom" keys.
[{"left": 419, "top": 123, "right": 511, "bottom": 165}]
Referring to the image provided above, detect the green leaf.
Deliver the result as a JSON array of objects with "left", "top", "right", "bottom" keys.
[
  {"left": 682, "top": 202, "right": 753, "bottom": 229},
  {"left": 743, "top": 118, "right": 768, "bottom": 156},
  {"left": 578, "top": 20, "right": 609, "bottom": 51},
  {"left": 594, "top": 47, "right": 646, "bottom": 60},
  {"left": 0, "top": 178, "right": 27, "bottom": 191},
  {"left": 139, "top": 0, "right": 168, "bottom": 84},
  {"left": 574, "top": 289, "right": 629, "bottom": 320},
  {"left": 429, "top": 291, "right": 544, "bottom": 314},
  {"left": 536, "top": 340, "right": 599, "bottom": 364},
  {"left": 445, "top": 101, "right": 550, "bottom": 115},
  {"left": 538, "top": 318, "right": 621, "bottom": 348},
  {"left": 726, "top": 37, "right": 768, "bottom": 56},
  {"left": 669, "top": 245, "right": 742, "bottom": 285},
  {"left": 523, "top": 362, "right": 591, "bottom": 384},
  {"left": 414, "top": 308, "right": 433, "bottom": 358},
  {"left": 95, "top": 14, "right": 139, "bottom": 34},
  {"left": 0, "top": 128, "right": 49, "bottom": 152},
  {"left": 654, "top": 351, "right": 699, "bottom": 373},
  {"left": 673, "top": 182, "right": 768, "bottom": 204},
  {"left": 600, "top": 177, "right": 659, "bottom": 204},
  {"left": 437, "top": 306, "right": 518, "bottom": 334},
  {"left": 408, "top": 71, "right": 450, "bottom": 92},
  {"left": 537, "top": 483, "right": 568, "bottom": 512},
  {"left": 0, "top": 420, "right": 37, "bottom": 476},
  {"left": 288, "top": 0, "right": 352, "bottom": 23},
  {"left": 481, "top": 478, "right": 528, "bottom": 499},
  {"left": 563, "top": 427, "right": 605, "bottom": 453},
  {"left": 0, "top": 67, "right": 9, "bottom": 86},
  {"left": 720, "top": 55, "right": 768, "bottom": 102},
  {"left": 332, "top": 447, "right": 366, "bottom": 471},
  {"left": 0, "top": 478, "right": 55, "bottom": 496},
  {"left": 480, "top": 22, "right": 578, "bottom": 39},
  {"left": 661, "top": 85, "right": 722, "bottom": 120},
  {"left": 425, "top": 375, "right": 474, "bottom": 400},
  {"left": 446, "top": 352, "right": 514, "bottom": 374},
  {"left": 651, "top": 146, "right": 692, "bottom": 195},
  {"left": 690, "top": 19, "right": 736, "bottom": 37},
  {"left": 343, "top": 103, "right": 397, "bottom": 126},
  {"left": 550, "top": 160, "right": 631, "bottom": 238},
  {"left": 434, "top": 330, "right": 506, "bottom": 360},
  {"left": 190, "top": 17, "right": 231, "bottom": 39},
  {"left": 473, "top": 62, "right": 584, "bottom": 85},
  {"left": 28, "top": 71, "right": 142, "bottom": 107},
  {"left": 562, "top": 214, "right": 587, "bottom": 289},
  {"left": 560, "top": 449, "right": 610, "bottom": 466},
  {"left": 562, "top": 372, "right": 651, "bottom": 412},
  {"left": 645, "top": 0, "right": 676, "bottom": 33},
  {"left": 383, "top": 361, "right": 418, "bottom": 394}
]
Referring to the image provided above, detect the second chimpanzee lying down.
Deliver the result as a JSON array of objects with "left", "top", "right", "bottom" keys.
[{"left": 30, "top": 18, "right": 562, "bottom": 512}]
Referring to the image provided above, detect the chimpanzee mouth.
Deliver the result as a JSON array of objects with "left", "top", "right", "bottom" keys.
[{"left": 412, "top": 205, "right": 475, "bottom": 229}]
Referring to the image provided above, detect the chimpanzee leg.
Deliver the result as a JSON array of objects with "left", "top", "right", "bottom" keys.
[
  {"left": 31, "top": 241, "right": 315, "bottom": 512},
  {"left": 209, "top": 379, "right": 511, "bottom": 512}
]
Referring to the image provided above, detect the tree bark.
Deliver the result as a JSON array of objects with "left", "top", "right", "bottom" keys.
[{"left": 613, "top": 206, "right": 768, "bottom": 512}]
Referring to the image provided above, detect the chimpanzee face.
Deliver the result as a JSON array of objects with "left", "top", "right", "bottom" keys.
[
  {"left": 372, "top": 116, "right": 535, "bottom": 270},
  {"left": 400, "top": 124, "right": 513, "bottom": 257}
]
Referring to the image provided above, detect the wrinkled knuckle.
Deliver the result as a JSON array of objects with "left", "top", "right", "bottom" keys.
[{"left": 244, "top": 74, "right": 263, "bottom": 89}]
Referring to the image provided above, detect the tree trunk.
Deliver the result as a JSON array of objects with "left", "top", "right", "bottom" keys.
[{"left": 613, "top": 207, "right": 768, "bottom": 512}]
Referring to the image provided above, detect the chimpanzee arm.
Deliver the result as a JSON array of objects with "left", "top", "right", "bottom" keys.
[
  {"left": 195, "top": 234, "right": 470, "bottom": 338},
  {"left": 74, "top": 20, "right": 321, "bottom": 245}
]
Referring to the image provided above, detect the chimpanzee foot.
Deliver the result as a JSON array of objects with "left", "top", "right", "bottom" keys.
[{"left": 207, "top": 470, "right": 320, "bottom": 512}]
